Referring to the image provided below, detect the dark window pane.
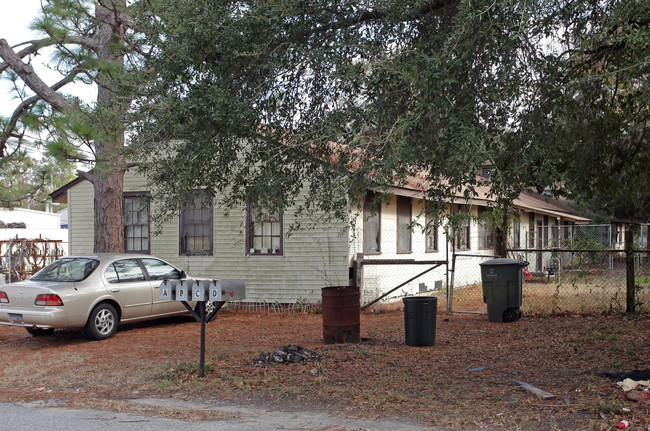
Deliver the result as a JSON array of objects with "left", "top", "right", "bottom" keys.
[
  {"left": 180, "top": 190, "right": 213, "bottom": 255},
  {"left": 113, "top": 259, "right": 146, "bottom": 282},
  {"left": 124, "top": 194, "right": 150, "bottom": 254},
  {"left": 141, "top": 258, "right": 181, "bottom": 280}
]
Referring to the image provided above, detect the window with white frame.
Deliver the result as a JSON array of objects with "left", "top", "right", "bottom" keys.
[
  {"left": 478, "top": 207, "right": 495, "bottom": 250},
  {"left": 425, "top": 215, "right": 439, "bottom": 252},
  {"left": 246, "top": 205, "right": 283, "bottom": 255},
  {"left": 453, "top": 204, "right": 471, "bottom": 251},
  {"left": 363, "top": 191, "right": 381, "bottom": 254},
  {"left": 512, "top": 216, "right": 521, "bottom": 248},
  {"left": 397, "top": 196, "right": 412, "bottom": 253}
]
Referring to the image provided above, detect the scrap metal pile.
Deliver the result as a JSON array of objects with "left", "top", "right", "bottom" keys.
[{"left": 0, "top": 238, "right": 65, "bottom": 282}]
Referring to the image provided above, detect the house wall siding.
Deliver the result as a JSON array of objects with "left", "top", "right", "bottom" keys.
[
  {"left": 350, "top": 197, "right": 453, "bottom": 303},
  {"left": 69, "top": 180, "right": 95, "bottom": 255},
  {"left": 65, "top": 172, "right": 586, "bottom": 304},
  {"left": 68, "top": 171, "right": 350, "bottom": 303}
]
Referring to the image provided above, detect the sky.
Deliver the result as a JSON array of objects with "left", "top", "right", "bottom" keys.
[
  {"left": 0, "top": 0, "right": 95, "bottom": 117},
  {"left": 0, "top": 0, "right": 96, "bottom": 158},
  {"left": 1, "top": 0, "right": 42, "bottom": 117}
]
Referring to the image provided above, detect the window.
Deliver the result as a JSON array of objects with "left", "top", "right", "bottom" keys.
[
  {"left": 363, "top": 191, "right": 381, "bottom": 254},
  {"left": 141, "top": 258, "right": 183, "bottom": 280},
  {"left": 478, "top": 207, "right": 495, "bottom": 250},
  {"left": 543, "top": 215, "right": 549, "bottom": 247},
  {"left": 124, "top": 193, "right": 150, "bottom": 254},
  {"left": 179, "top": 190, "right": 213, "bottom": 256},
  {"left": 528, "top": 213, "right": 536, "bottom": 248},
  {"left": 106, "top": 259, "right": 146, "bottom": 283},
  {"left": 397, "top": 196, "right": 412, "bottom": 253},
  {"left": 246, "top": 205, "right": 283, "bottom": 255},
  {"left": 512, "top": 217, "right": 521, "bottom": 248},
  {"left": 31, "top": 258, "right": 98, "bottom": 282},
  {"left": 453, "top": 205, "right": 471, "bottom": 251},
  {"left": 425, "top": 212, "right": 438, "bottom": 252}
]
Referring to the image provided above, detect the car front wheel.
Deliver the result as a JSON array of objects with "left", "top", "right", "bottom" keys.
[{"left": 84, "top": 303, "right": 118, "bottom": 340}]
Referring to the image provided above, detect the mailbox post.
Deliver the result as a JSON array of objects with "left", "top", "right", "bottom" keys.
[{"left": 160, "top": 279, "right": 246, "bottom": 377}]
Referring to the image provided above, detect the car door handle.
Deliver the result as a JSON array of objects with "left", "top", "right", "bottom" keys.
[{"left": 110, "top": 288, "right": 120, "bottom": 293}]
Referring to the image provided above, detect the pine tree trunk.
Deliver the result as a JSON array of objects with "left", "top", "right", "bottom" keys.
[
  {"left": 92, "top": 1, "right": 127, "bottom": 253},
  {"left": 93, "top": 168, "right": 125, "bottom": 252}
]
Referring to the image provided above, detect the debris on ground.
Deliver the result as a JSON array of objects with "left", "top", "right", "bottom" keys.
[
  {"left": 600, "top": 369, "right": 650, "bottom": 382},
  {"left": 625, "top": 390, "right": 650, "bottom": 403},
  {"left": 601, "top": 371, "right": 650, "bottom": 404},
  {"left": 617, "top": 378, "right": 650, "bottom": 392},
  {"left": 253, "top": 344, "right": 322, "bottom": 366},
  {"left": 512, "top": 380, "right": 556, "bottom": 399}
]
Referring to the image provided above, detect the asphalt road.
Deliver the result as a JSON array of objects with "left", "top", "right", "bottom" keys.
[{"left": 1, "top": 398, "right": 439, "bottom": 431}]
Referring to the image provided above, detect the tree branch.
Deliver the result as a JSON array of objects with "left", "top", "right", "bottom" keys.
[
  {"left": 0, "top": 39, "right": 76, "bottom": 113},
  {"left": 0, "top": 36, "right": 100, "bottom": 74},
  {"left": 76, "top": 169, "right": 96, "bottom": 183},
  {"left": 0, "top": 66, "right": 85, "bottom": 157},
  {"left": 296, "top": 0, "right": 457, "bottom": 37}
]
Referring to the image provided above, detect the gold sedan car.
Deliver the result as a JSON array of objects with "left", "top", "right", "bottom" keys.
[{"left": 0, "top": 254, "right": 198, "bottom": 340}]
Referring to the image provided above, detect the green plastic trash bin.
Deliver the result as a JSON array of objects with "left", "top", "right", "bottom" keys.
[
  {"left": 402, "top": 296, "right": 437, "bottom": 346},
  {"left": 479, "top": 258, "right": 529, "bottom": 323}
]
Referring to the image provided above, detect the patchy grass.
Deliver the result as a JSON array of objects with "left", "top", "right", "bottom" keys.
[
  {"left": 0, "top": 310, "right": 648, "bottom": 430},
  {"left": 451, "top": 276, "right": 650, "bottom": 315}
]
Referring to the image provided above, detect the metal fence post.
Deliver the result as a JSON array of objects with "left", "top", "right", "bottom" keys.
[{"left": 625, "top": 230, "right": 635, "bottom": 313}]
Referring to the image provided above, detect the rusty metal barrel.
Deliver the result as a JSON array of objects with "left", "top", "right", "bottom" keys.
[{"left": 321, "top": 286, "right": 360, "bottom": 344}]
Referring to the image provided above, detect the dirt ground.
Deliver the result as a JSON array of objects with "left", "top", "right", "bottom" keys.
[{"left": 0, "top": 305, "right": 649, "bottom": 430}]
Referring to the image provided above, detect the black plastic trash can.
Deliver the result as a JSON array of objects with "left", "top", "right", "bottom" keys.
[
  {"left": 402, "top": 296, "right": 437, "bottom": 346},
  {"left": 479, "top": 258, "right": 529, "bottom": 323}
]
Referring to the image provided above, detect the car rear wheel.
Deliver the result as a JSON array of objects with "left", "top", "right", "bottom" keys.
[
  {"left": 84, "top": 303, "right": 118, "bottom": 340},
  {"left": 25, "top": 327, "right": 54, "bottom": 337}
]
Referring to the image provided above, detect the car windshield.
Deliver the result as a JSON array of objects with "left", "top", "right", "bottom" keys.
[{"left": 31, "top": 258, "right": 100, "bottom": 282}]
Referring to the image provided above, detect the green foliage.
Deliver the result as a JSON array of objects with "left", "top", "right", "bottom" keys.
[
  {"left": 129, "top": 0, "right": 576, "bottom": 228},
  {"left": 534, "top": 0, "right": 650, "bottom": 222},
  {"left": 0, "top": 150, "right": 75, "bottom": 209},
  {"left": 1, "top": 0, "right": 132, "bottom": 212}
]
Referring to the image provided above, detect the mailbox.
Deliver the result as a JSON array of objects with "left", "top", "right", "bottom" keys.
[
  {"left": 176, "top": 279, "right": 194, "bottom": 301},
  {"left": 209, "top": 280, "right": 246, "bottom": 301},
  {"left": 192, "top": 280, "right": 212, "bottom": 302},
  {"left": 157, "top": 278, "right": 245, "bottom": 379},
  {"left": 159, "top": 279, "right": 179, "bottom": 300}
]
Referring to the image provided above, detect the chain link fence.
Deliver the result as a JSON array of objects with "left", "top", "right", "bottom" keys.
[
  {"left": 223, "top": 223, "right": 648, "bottom": 316},
  {"left": 450, "top": 224, "right": 650, "bottom": 315}
]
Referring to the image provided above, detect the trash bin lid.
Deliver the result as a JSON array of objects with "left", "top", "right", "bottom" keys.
[{"left": 479, "top": 258, "right": 529, "bottom": 267}]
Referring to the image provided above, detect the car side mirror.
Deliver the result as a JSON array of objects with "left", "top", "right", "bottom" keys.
[{"left": 180, "top": 270, "right": 187, "bottom": 279}]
